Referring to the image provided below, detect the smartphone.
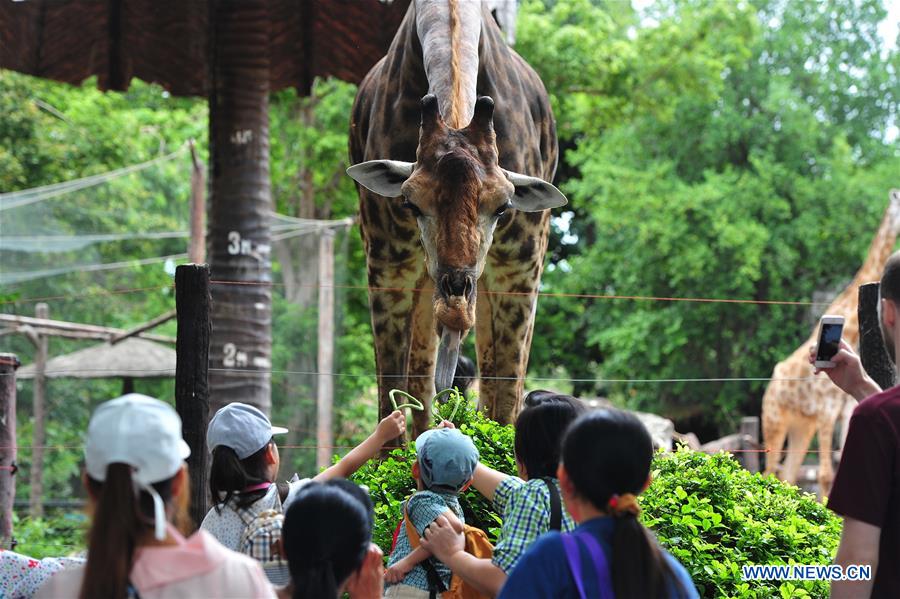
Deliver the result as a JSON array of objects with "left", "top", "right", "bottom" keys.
[{"left": 814, "top": 315, "right": 845, "bottom": 368}]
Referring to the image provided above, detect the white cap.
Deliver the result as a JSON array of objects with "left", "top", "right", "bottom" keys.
[
  {"left": 85, "top": 393, "right": 191, "bottom": 540},
  {"left": 207, "top": 403, "right": 288, "bottom": 459}
]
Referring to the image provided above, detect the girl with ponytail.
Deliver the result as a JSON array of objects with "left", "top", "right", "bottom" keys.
[
  {"left": 278, "top": 479, "right": 385, "bottom": 599},
  {"left": 34, "top": 394, "right": 275, "bottom": 599},
  {"left": 499, "top": 409, "right": 699, "bottom": 599}
]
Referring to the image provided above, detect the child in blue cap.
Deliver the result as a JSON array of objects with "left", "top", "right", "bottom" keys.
[{"left": 384, "top": 428, "right": 479, "bottom": 598}]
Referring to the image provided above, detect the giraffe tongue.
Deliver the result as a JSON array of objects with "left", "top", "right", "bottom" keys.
[{"left": 435, "top": 327, "right": 462, "bottom": 392}]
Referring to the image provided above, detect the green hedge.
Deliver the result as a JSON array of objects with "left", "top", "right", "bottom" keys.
[{"left": 352, "top": 400, "right": 842, "bottom": 598}]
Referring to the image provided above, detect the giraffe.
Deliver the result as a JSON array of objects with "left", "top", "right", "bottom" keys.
[
  {"left": 763, "top": 190, "right": 900, "bottom": 496},
  {"left": 347, "top": 0, "right": 563, "bottom": 432}
]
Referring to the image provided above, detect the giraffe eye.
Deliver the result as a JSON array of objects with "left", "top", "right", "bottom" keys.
[
  {"left": 494, "top": 201, "right": 512, "bottom": 217},
  {"left": 402, "top": 199, "right": 423, "bottom": 218}
]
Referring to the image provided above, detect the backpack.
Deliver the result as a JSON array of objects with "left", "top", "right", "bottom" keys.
[
  {"left": 238, "top": 509, "right": 291, "bottom": 587},
  {"left": 400, "top": 498, "right": 493, "bottom": 599}
]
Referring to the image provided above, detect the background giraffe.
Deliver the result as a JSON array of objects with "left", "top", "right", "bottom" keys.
[{"left": 763, "top": 190, "right": 900, "bottom": 496}]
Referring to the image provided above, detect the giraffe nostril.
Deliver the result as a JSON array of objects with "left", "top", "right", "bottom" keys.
[{"left": 440, "top": 274, "right": 454, "bottom": 297}]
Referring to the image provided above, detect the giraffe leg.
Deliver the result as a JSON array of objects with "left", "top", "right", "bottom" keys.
[
  {"left": 762, "top": 404, "right": 788, "bottom": 477},
  {"left": 817, "top": 414, "right": 838, "bottom": 498},
  {"left": 780, "top": 421, "right": 816, "bottom": 485},
  {"left": 406, "top": 275, "right": 438, "bottom": 437},
  {"left": 360, "top": 223, "right": 429, "bottom": 439}
]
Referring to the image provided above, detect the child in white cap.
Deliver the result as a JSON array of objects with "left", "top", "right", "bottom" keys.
[
  {"left": 201, "top": 402, "right": 405, "bottom": 555},
  {"left": 34, "top": 393, "right": 275, "bottom": 599},
  {"left": 384, "top": 428, "right": 479, "bottom": 598}
]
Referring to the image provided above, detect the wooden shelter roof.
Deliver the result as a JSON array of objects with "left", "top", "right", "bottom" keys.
[
  {"left": 17, "top": 337, "right": 175, "bottom": 379},
  {"left": 0, "top": 0, "right": 410, "bottom": 96}
]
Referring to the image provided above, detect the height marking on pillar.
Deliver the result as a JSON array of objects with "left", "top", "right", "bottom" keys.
[
  {"left": 222, "top": 343, "right": 249, "bottom": 368},
  {"left": 230, "top": 129, "right": 254, "bottom": 145}
]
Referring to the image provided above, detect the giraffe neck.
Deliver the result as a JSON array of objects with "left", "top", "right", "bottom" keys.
[
  {"left": 416, "top": 0, "right": 483, "bottom": 128},
  {"left": 813, "top": 195, "right": 900, "bottom": 346}
]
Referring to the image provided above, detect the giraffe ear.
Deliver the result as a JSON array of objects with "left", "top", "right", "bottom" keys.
[
  {"left": 346, "top": 160, "right": 414, "bottom": 197},
  {"left": 503, "top": 169, "right": 568, "bottom": 212}
]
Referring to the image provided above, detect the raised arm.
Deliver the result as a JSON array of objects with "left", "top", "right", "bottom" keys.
[
  {"left": 314, "top": 410, "right": 405, "bottom": 481},
  {"left": 471, "top": 463, "right": 509, "bottom": 502},
  {"left": 808, "top": 340, "right": 882, "bottom": 402}
]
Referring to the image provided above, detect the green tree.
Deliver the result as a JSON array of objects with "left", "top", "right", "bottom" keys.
[{"left": 520, "top": 0, "right": 899, "bottom": 434}]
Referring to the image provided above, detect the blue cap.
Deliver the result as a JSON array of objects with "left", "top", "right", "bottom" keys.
[
  {"left": 207, "top": 403, "right": 288, "bottom": 459},
  {"left": 415, "top": 428, "right": 479, "bottom": 493}
]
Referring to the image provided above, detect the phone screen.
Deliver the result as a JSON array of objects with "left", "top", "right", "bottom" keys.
[{"left": 816, "top": 322, "right": 843, "bottom": 362}]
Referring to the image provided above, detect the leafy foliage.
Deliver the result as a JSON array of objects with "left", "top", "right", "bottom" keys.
[
  {"left": 644, "top": 448, "right": 841, "bottom": 598},
  {"left": 12, "top": 513, "right": 87, "bottom": 560}
]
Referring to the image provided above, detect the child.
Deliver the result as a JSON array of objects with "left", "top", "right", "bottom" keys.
[
  {"left": 385, "top": 428, "right": 479, "bottom": 598},
  {"left": 201, "top": 402, "right": 405, "bottom": 553},
  {"left": 279, "top": 479, "right": 384, "bottom": 599},
  {"left": 498, "top": 409, "right": 699, "bottom": 599},
  {"left": 420, "top": 391, "right": 585, "bottom": 596},
  {"left": 35, "top": 394, "right": 274, "bottom": 599}
]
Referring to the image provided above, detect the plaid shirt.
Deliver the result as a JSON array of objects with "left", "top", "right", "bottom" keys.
[
  {"left": 492, "top": 476, "right": 576, "bottom": 574},
  {"left": 387, "top": 490, "right": 464, "bottom": 592}
]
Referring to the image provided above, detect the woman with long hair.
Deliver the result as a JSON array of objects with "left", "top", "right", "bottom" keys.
[
  {"left": 277, "top": 479, "right": 385, "bottom": 599},
  {"left": 34, "top": 394, "right": 274, "bottom": 599},
  {"left": 498, "top": 409, "right": 699, "bottom": 599}
]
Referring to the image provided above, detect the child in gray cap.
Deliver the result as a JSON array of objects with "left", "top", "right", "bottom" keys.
[{"left": 385, "top": 428, "right": 479, "bottom": 598}]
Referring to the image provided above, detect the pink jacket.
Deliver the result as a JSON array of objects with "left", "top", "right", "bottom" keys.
[{"left": 34, "top": 525, "right": 275, "bottom": 599}]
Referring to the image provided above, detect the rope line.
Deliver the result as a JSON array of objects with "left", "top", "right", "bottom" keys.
[
  {"left": 0, "top": 367, "right": 816, "bottom": 384},
  {"left": 3, "top": 278, "right": 832, "bottom": 307},
  {"left": 0, "top": 444, "right": 842, "bottom": 454}
]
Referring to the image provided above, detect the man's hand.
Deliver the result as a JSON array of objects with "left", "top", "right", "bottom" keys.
[
  {"left": 421, "top": 514, "right": 466, "bottom": 563},
  {"left": 376, "top": 410, "right": 406, "bottom": 444},
  {"left": 808, "top": 339, "right": 882, "bottom": 401},
  {"left": 346, "top": 543, "right": 385, "bottom": 599}
]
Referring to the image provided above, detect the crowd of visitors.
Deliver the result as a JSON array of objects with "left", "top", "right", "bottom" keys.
[
  {"left": 13, "top": 251, "right": 900, "bottom": 598},
  {"left": 11, "top": 386, "right": 699, "bottom": 599}
]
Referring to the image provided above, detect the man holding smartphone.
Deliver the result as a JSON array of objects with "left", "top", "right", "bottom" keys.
[{"left": 811, "top": 252, "right": 900, "bottom": 598}]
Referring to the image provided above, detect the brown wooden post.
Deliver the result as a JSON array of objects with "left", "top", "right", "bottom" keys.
[
  {"left": 207, "top": 0, "right": 273, "bottom": 416},
  {"left": 317, "top": 230, "right": 335, "bottom": 469},
  {"left": 0, "top": 353, "right": 20, "bottom": 549},
  {"left": 189, "top": 139, "right": 207, "bottom": 264},
  {"left": 29, "top": 303, "right": 48, "bottom": 518},
  {"left": 859, "top": 282, "right": 895, "bottom": 391},
  {"left": 175, "top": 264, "right": 211, "bottom": 529},
  {"left": 740, "top": 416, "right": 760, "bottom": 473}
]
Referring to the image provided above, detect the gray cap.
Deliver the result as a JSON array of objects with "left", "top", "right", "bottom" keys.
[
  {"left": 415, "top": 428, "right": 479, "bottom": 493},
  {"left": 207, "top": 402, "right": 288, "bottom": 459}
]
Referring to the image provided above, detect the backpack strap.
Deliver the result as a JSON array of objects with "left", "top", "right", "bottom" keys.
[
  {"left": 403, "top": 499, "right": 448, "bottom": 598},
  {"left": 562, "top": 531, "right": 614, "bottom": 599},
  {"left": 541, "top": 477, "right": 563, "bottom": 532}
]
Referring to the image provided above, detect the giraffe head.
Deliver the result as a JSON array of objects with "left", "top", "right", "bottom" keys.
[{"left": 348, "top": 94, "right": 566, "bottom": 338}]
